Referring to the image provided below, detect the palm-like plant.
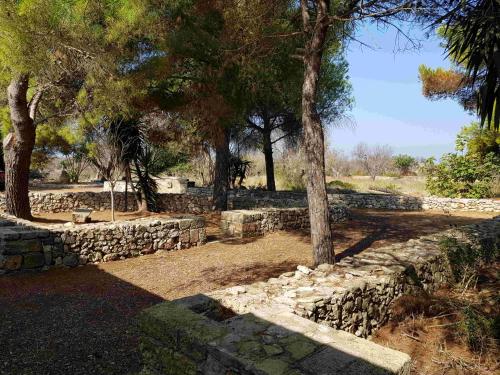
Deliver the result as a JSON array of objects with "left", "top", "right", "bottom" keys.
[{"left": 433, "top": 0, "right": 500, "bottom": 129}]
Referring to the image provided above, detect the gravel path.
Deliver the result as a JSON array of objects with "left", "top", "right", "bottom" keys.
[{"left": 0, "top": 210, "right": 492, "bottom": 375}]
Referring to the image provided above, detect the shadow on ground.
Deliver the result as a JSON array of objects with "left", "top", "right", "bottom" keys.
[{"left": 0, "top": 267, "right": 162, "bottom": 375}]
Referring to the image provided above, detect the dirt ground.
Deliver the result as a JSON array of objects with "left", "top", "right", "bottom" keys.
[
  {"left": 373, "top": 263, "right": 499, "bottom": 375},
  {"left": 0, "top": 209, "right": 495, "bottom": 375}
]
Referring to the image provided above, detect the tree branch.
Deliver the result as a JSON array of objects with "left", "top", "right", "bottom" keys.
[{"left": 28, "top": 90, "right": 43, "bottom": 122}]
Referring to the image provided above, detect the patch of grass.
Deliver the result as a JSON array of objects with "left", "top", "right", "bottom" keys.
[
  {"left": 326, "top": 180, "right": 357, "bottom": 193},
  {"left": 368, "top": 183, "right": 401, "bottom": 194}
]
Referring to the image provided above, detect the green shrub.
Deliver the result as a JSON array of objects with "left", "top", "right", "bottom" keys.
[
  {"left": 439, "top": 237, "right": 498, "bottom": 286},
  {"left": 459, "top": 306, "right": 497, "bottom": 352},
  {"left": 393, "top": 154, "right": 416, "bottom": 176},
  {"left": 424, "top": 152, "right": 499, "bottom": 198}
]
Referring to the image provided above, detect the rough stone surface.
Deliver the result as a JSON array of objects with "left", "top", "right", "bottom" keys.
[
  {"left": 220, "top": 205, "right": 350, "bottom": 238},
  {"left": 225, "top": 189, "right": 500, "bottom": 213},
  {"left": 210, "top": 217, "right": 499, "bottom": 339},
  {"left": 0, "top": 191, "right": 213, "bottom": 214},
  {"left": 138, "top": 296, "right": 411, "bottom": 375},
  {"left": 0, "top": 214, "right": 206, "bottom": 274},
  {"left": 1, "top": 190, "right": 498, "bottom": 216}
]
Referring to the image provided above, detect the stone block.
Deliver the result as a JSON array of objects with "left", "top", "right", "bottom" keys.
[
  {"left": 4, "top": 255, "right": 23, "bottom": 270},
  {"left": 5, "top": 239, "right": 42, "bottom": 255},
  {"left": 63, "top": 254, "right": 79, "bottom": 267},
  {"left": 23, "top": 253, "right": 46, "bottom": 269}
]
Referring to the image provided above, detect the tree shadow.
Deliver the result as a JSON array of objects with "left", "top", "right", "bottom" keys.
[
  {"left": 139, "top": 294, "right": 411, "bottom": 374},
  {"left": 0, "top": 266, "right": 163, "bottom": 375}
]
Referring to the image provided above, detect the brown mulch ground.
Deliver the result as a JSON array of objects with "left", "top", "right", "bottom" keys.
[
  {"left": 0, "top": 209, "right": 494, "bottom": 375},
  {"left": 373, "top": 263, "right": 500, "bottom": 375}
]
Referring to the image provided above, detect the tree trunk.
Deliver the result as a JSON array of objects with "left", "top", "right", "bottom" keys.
[
  {"left": 262, "top": 129, "right": 276, "bottom": 192},
  {"left": 3, "top": 75, "right": 36, "bottom": 220},
  {"left": 213, "top": 127, "right": 230, "bottom": 210},
  {"left": 110, "top": 186, "right": 115, "bottom": 221},
  {"left": 301, "top": 0, "right": 334, "bottom": 266}
]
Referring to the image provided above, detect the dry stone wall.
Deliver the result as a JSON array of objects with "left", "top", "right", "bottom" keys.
[
  {"left": 0, "top": 214, "right": 206, "bottom": 275},
  {"left": 220, "top": 206, "right": 350, "bottom": 238},
  {"left": 210, "top": 217, "right": 499, "bottom": 339},
  {"left": 0, "top": 191, "right": 213, "bottom": 214},
  {"left": 328, "top": 193, "right": 500, "bottom": 212},
  {"left": 1, "top": 190, "right": 498, "bottom": 215}
]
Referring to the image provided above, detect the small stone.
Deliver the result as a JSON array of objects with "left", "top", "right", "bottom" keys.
[
  {"left": 297, "top": 265, "right": 312, "bottom": 275},
  {"left": 4, "top": 255, "right": 22, "bottom": 270},
  {"left": 23, "top": 253, "right": 45, "bottom": 269},
  {"left": 63, "top": 254, "right": 79, "bottom": 267},
  {"left": 263, "top": 344, "right": 284, "bottom": 356},
  {"left": 103, "top": 253, "right": 119, "bottom": 262}
]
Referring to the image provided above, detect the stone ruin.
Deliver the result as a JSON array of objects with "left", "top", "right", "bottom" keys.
[{"left": 137, "top": 217, "right": 499, "bottom": 374}]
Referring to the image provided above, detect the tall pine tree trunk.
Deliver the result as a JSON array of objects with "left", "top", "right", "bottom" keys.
[
  {"left": 301, "top": 0, "right": 334, "bottom": 266},
  {"left": 3, "top": 75, "right": 36, "bottom": 220},
  {"left": 262, "top": 129, "right": 276, "bottom": 191},
  {"left": 213, "top": 127, "right": 230, "bottom": 210}
]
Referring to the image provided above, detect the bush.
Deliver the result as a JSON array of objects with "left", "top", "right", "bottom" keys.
[
  {"left": 459, "top": 306, "right": 498, "bottom": 352},
  {"left": 424, "top": 152, "right": 499, "bottom": 198},
  {"left": 326, "top": 180, "right": 356, "bottom": 193},
  {"left": 393, "top": 154, "right": 416, "bottom": 176},
  {"left": 439, "top": 237, "right": 498, "bottom": 287},
  {"left": 275, "top": 150, "right": 307, "bottom": 191}
]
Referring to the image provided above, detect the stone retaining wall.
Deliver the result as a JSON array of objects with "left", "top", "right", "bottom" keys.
[
  {"left": 0, "top": 214, "right": 206, "bottom": 275},
  {"left": 220, "top": 205, "right": 350, "bottom": 238},
  {"left": 209, "top": 217, "right": 499, "bottom": 339},
  {"left": 0, "top": 191, "right": 213, "bottom": 214}
]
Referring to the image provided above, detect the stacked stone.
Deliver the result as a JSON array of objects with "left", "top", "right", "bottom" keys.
[
  {"left": 0, "top": 214, "right": 206, "bottom": 274},
  {"left": 327, "top": 193, "right": 500, "bottom": 212},
  {"left": 421, "top": 196, "right": 500, "bottom": 212},
  {"left": 0, "top": 191, "right": 213, "bottom": 214},
  {"left": 210, "top": 217, "right": 499, "bottom": 339},
  {"left": 137, "top": 294, "right": 411, "bottom": 375},
  {"left": 157, "top": 194, "right": 213, "bottom": 214},
  {"left": 220, "top": 205, "right": 350, "bottom": 238}
]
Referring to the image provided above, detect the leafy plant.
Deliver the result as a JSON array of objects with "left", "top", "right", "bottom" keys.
[
  {"left": 424, "top": 152, "right": 499, "bottom": 198},
  {"left": 459, "top": 306, "right": 497, "bottom": 352},
  {"left": 439, "top": 237, "right": 498, "bottom": 288},
  {"left": 393, "top": 154, "right": 416, "bottom": 176}
]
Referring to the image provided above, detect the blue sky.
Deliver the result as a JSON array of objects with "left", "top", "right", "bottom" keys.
[{"left": 327, "top": 23, "right": 475, "bottom": 158}]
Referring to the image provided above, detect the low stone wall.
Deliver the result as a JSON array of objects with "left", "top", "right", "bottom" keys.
[
  {"left": 0, "top": 214, "right": 206, "bottom": 275},
  {"left": 138, "top": 295, "right": 411, "bottom": 375},
  {"left": 328, "top": 193, "right": 500, "bottom": 212},
  {"left": 229, "top": 190, "right": 307, "bottom": 209},
  {"left": 220, "top": 205, "right": 350, "bottom": 238},
  {"left": 1, "top": 189, "right": 498, "bottom": 216},
  {"left": 210, "top": 217, "right": 499, "bottom": 339},
  {"left": 0, "top": 191, "right": 213, "bottom": 214}
]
